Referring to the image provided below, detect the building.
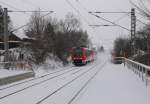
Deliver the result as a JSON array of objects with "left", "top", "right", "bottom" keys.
[{"left": 0, "top": 33, "right": 22, "bottom": 50}]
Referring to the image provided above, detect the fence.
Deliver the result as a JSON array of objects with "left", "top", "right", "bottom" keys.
[
  {"left": 0, "top": 61, "right": 33, "bottom": 71},
  {"left": 113, "top": 57, "right": 150, "bottom": 86}
]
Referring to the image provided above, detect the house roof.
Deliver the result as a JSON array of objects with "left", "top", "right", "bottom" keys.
[
  {"left": 0, "top": 32, "right": 22, "bottom": 42},
  {"left": 0, "top": 33, "right": 22, "bottom": 50}
]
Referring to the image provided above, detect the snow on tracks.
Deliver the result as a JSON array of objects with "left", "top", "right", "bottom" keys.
[
  {"left": 35, "top": 61, "right": 107, "bottom": 104},
  {"left": 0, "top": 61, "right": 103, "bottom": 104}
]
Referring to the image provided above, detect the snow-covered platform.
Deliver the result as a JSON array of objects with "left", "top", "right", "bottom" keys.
[
  {"left": 74, "top": 62, "right": 150, "bottom": 104},
  {"left": 0, "top": 69, "right": 34, "bottom": 85},
  {"left": 0, "top": 69, "right": 31, "bottom": 79}
]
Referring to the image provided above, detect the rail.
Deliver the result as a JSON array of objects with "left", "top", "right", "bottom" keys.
[{"left": 113, "top": 57, "right": 150, "bottom": 86}]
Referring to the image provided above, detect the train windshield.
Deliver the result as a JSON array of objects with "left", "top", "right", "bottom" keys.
[{"left": 73, "top": 48, "right": 83, "bottom": 57}]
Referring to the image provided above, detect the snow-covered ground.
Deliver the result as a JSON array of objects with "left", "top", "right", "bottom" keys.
[
  {"left": 0, "top": 52, "right": 150, "bottom": 104},
  {"left": 0, "top": 69, "right": 31, "bottom": 79},
  {"left": 0, "top": 56, "right": 63, "bottom": 79},
  {"left": 73, "top": 62, "right": 150, "bottom": 104}
]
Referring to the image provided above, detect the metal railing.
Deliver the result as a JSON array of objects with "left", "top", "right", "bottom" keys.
[
  {"left": 120, "top": 57, "right": 150, "bottom": 86},
  {"left": 124, "top": 58, "right": 150, "bottom": 86}
]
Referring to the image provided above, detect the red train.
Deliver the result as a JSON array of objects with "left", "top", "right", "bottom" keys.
[{"left": 70, "top": 47, "right": 95, "bottom": 65}]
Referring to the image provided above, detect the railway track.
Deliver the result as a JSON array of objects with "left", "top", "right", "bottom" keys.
[
  {"left": 0, "top": 66, "right": 74, "bottom": 91},
  {"left": 0, "top": 60, "right": 107, "bottom": 104},
  {"left": 0, "top": 63, "right": 95, "bottom": 101},
  {"left": 35, "top": 61, "right": 107, "bottom": 104},
  {"left": 0, "top": 67, "right": 81, "bottom": 99},
  {"left": 67, "top": 61, "right": 107, "bottom": 104}
]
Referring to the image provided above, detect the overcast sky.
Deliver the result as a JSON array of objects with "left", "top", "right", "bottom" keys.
[{"left": 0, "top": 0, "right": 148, "bottom": 49}]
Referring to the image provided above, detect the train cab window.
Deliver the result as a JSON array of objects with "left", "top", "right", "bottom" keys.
[{"left": 73, "top": 48, "right": 83, "bottom": 57}]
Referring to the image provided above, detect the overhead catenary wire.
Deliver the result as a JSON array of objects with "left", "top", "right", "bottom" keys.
[
  {"left": 89, "top": 11, "right": 131, "bottom": 14},
  {"left": 113, "top": 12, "right": 130, "bottom": 23},
  {"left": 69, "top": 0, "right": 104, "bottom": 44},
  {"left": 78, "top": 0, "right": 149, "bottom": 27},
  {"left": 89, "top": 25, "right": 116, "bottom": 27},
  {"left": 20, "top": 0, "right": 41, "bottom": 9},
  {"left": 117, "top": 8, "right": 150, "bottom": 26},
  {"left": 8, "top": 10, "right": 54, "bottom": 13},
  {"left": 75, "top": 0, "right": 116, "bottom": 46},
  {"left": 0, "top": 1, "right": 31, "bottom": 16},
  {"left": 89, "top": 12, "right": 130, "bottom": 32},
  {"left": 129, "top": 0, "right": 150, "bottom": 25},
  {"left": 0, "top": 1, "right": 35, "bottom": 29},
  {"left": 136, "top": 18, "right": 149, "bottom": 26},
  {"left": 11, "top": 11, "right": 54, "bottom": 32},
  {"left": 0, "top": 1, "right": 55, "bottom": 33},
  {"left": 65, "top": 0, "right": 91, "bottom": 26},
  {"left": 76, "top": 0, "right": 129, "bottom": 27},
  {"left": 19, "top": 0, "right": 48, "bottom": 13},
  {"left": 0, "top": 1, "right": 23, "bottom": 11},
  {"left": 0, "top": 0, "right": 33, "bottom": 28},
  {"left": 75, "top": 0, "right": 103, "bottom": 29},
  {"left": 75, "top": 0, "right": 109, "bottom": 26},
  {"left": 88, "top": 13, "right": 130, "bottom": 27}
]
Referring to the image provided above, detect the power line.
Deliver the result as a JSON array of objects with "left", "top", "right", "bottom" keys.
[
  {"left": 117, "top": 9, "right": 150, "bottom": 26},
  {"left": 0, "top": 1, "right": 54, "bottom": 32},
  {"left": 65, "top": 0, "right": 91, "bottom": 25},
  {"left": 11, "top": 11, "right": 53, "bottom": 32},
  {"left": 89, "top": 11, "right": 131, "bottom": 14},
  {"left": 89, "top": 25, "right": 116, "bottom": 27},
  {"left": 89, "top": 13, "right": 130, "bottom": 27},
  {"left": 66, "top": 0, "right": 102, "bottom": 44},
  {"left": 21, "top": 0, "right": 40, "bottom": 8},
  {"left": 76, "top": 0, "right": 105, "bottom": 26},
  {"left": 76, "top": 1, "right": 127, "bottom": 27},
  {"left": 136, "top": 18, "right": 149, "bottom": 26},
  {"left": 8, "top": 10, "right": 54, "bottom": 13},
  {"left": 113, "top": 13, "right": 130, "bottom": 23},
  {"left": 0, "top": 1, "right": 23, "bottom": 11},
  {"left": 75, "top": 0, "right": 89, "bottom": 12},
  {"left": 88, "top": 10, "right": 149, "bottom": 27},
  {"left": 0, "top": 1, "right": 32, "bottom": 17},
  {"left": 20, "top": 0, "right": 47, "bottom": 12},
  {"left": 0, "top": 1, "right": 34, "bottom": 29},
  {"left": 89, "top": 12, "right": 130, "bottom": 31},
  {"left": 75, "top": 0, "right": 116, "bottom": 45}
]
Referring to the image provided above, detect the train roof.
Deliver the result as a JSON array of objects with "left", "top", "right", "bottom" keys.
[{"left": 72, "top": 47, "right": 92, "bottom": 50}]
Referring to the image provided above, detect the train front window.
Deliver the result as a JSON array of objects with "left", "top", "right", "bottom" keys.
[{"left": 73, "top": 48, "right": 83, "bottom": 57}]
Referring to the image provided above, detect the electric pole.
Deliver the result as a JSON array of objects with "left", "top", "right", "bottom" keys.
[
  {"left": 131, "top": 8, "right": 136, "bottom": 55},
  {"left": 3, "top": 8, "right": 9, "bottom": 62}
]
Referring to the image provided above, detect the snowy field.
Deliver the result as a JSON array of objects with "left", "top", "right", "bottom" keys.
[{"left": 0, "top": 52, "right": 150, "bottom": 104}]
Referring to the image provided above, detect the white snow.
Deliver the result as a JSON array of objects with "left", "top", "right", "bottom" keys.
[
  {"left": 73, "top": 61, "right": 150, "bottom": 104},
  {"left": 34, "top": 58, "right": 64, "bottom": 77},
  {"left": 0, "top": 52, "right": 150, "bottom": 104},
  {"left": 0, "top": 69, "right": 30, "bottom": 78}
]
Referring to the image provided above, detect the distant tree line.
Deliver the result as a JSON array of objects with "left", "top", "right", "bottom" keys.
[
  {"left": 24, "top": 11, "right": 90, "bottom": 65},
  {"left": 113, "top": 37, "right": 131, "bottom": 57}
]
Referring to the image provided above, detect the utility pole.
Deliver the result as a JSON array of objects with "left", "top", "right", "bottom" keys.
[
  {"left": 3, "top": 8, "right": 9, "bottom": 62},
  {"left": 131, "top": 8, "right": 136, "bottom": 55}
]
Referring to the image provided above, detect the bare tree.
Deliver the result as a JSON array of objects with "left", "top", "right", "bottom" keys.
[
  {"left": 25, "top": 10, "right": 55, "bottom": 64},
  {"left": 114, "top": 37, "right": 131, "bottom": 57},
  {"left": 25, "top": 11, "right": 90, "bottom": 65},
  {"left": 130, "top": 0, "right": 150, "bottom": 20},
  {"left": 59, "top": 13, "right": 81, "bottom": 33}
]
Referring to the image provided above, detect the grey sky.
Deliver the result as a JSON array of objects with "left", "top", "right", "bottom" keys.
[{"left": 0, "top": 0, "right": 146, "bottom": 49}]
